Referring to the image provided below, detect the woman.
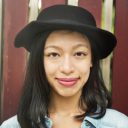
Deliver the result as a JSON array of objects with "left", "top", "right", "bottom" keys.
[{"left": 1, "top": 4, "right": 128, "bottom": 128}]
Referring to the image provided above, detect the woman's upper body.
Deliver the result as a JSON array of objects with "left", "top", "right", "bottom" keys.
[
  {"left": 2, "top": 4, "right": 127, "bottom": 128},
  {"left": 1, "top": 109, "right": 128, "bottom": 128}
]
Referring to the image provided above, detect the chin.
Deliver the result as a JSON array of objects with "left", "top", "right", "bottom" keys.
[{"left": 58, "top": 90, "right": 81, "bottom": 98}]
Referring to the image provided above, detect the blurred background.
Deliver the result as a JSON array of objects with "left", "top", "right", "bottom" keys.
[{"left": 0, "top": 0, "right": 128, "bottom": 123}]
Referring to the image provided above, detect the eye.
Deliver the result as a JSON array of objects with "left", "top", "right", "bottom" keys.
[
  {"left": 47, "top": 52, "right": 60, "bottom": 58},
  {"left": 74, "top": 52, "right": 87, "bottom": 57}
]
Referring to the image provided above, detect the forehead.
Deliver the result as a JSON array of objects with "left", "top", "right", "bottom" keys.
[{"left": 45, "top": 30, "right": 91, "bottom": 48}]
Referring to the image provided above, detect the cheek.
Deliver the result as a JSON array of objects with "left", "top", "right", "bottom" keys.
[
  {"left": 81, "top": 66, "right": 91, "bottom": 86},
  {"left": 76, "top": 60, "right": 92, "bottom": 72},
  {"left": 44, "top": 60, "right": 58, "bottom": 77},
  {"left": 76, "top": 61, "right": 92, "bottom": 81}
]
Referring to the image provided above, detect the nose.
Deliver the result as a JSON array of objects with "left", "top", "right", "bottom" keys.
[{"left": 59, "top": 55, "right": 74, "bottom": 75}]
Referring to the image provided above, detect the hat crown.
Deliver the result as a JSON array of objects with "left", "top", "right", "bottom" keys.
[{"left": 37, "top": 5, "right": 96, "bottom": 27}]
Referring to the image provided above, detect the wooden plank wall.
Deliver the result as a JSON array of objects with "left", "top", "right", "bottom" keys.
[
  {"left": 0, "top": 0, "right": 28, "bottom": 122},
  {"left": 41, "top": 0, "right": 65, "bottom": 9},
  {"left": 0, "top": 0, "right": 128, "bottom": 122},
  {"left": 112, "top": 0, "right": 128, "bottom": 115},
  {"left": 0, "top": 0, "right": 3, "bottom": 122}
]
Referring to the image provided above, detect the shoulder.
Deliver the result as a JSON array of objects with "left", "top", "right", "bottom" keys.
[
  {"left": 100, "top": 109, "right": 128, "bottom": 127},
  {"left": 1, "top": 115, "right": 20, "bottom": 128}
]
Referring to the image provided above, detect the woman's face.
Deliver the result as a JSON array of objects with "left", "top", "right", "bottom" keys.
[{"left": 44, "top": 30, "right": 92, "bottom": 97}]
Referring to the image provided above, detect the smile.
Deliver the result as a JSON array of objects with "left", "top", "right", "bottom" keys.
[{"left": 56, "top": 78, "right": 79, "bottom": 87}]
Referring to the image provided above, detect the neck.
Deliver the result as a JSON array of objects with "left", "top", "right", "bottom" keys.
[{"left": 48, "top": 91, "right": 83, "bottom": 116}]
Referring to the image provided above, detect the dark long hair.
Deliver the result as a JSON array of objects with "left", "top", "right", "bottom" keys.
[{"left": 17, "top": 31, "right": 111, "bottom": 128}]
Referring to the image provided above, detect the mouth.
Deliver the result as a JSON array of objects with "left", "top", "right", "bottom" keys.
[{"left": 56, "top": 77, "right": 80, "bottom": 87}]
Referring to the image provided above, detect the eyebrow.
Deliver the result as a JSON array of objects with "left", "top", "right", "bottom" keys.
[{"left": 44, "top": 45, "right": 61, "bottom": 50}]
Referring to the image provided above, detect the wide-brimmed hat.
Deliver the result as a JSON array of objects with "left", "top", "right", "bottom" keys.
[{"left": 14, "top": 4, "right": 117, "bottom": 59}]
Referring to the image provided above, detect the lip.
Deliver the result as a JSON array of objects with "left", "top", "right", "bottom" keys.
[{"left": 56, "top": 78, "right": 79, "bottom": 87}]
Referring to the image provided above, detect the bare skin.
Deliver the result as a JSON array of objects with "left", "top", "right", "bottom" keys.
[
  {"left": 44, "top": 30, "right": 92, "bottom": 128},
  {"left": 49, "top": 89, "right": 84, "bottom": 128}
]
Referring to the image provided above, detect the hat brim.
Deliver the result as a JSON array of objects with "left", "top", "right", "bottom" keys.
[{"left": 14, "top": 21, "right": 117, "bottom": 59}]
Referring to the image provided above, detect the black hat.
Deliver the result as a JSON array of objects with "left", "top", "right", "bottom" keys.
[{"left": 14, "top": 4, "right": 117, "bottom": 59}]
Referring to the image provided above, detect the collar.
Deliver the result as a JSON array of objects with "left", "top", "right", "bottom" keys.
[
  {"left": 44, "top": 115, "right": 98, "bottom": 128},
  {"left": 84, "top": 116, "right": 98, "bottom": 127}
]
